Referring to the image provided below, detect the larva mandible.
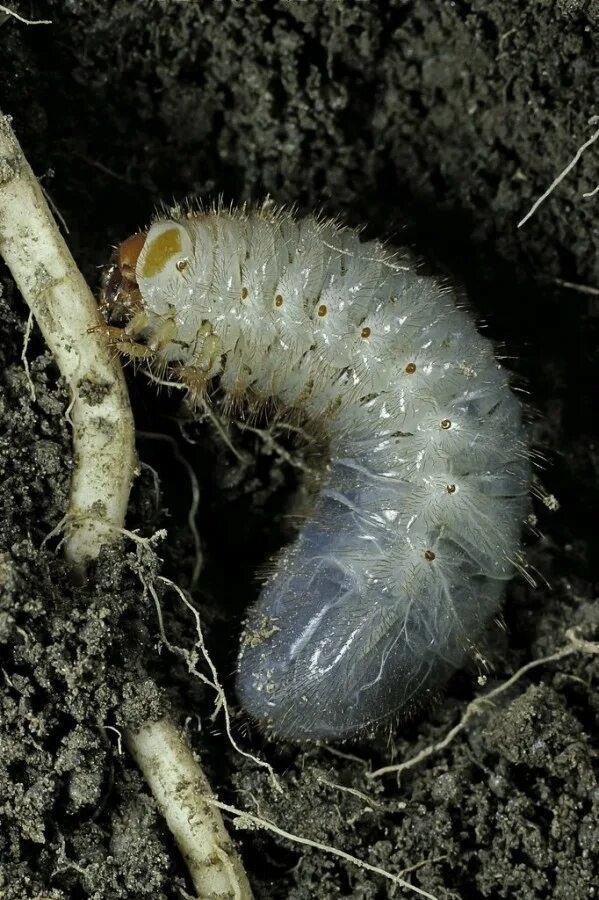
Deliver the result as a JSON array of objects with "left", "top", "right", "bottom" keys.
[{"left": 101, "top": 202, "right": 531, "bottom": 741}]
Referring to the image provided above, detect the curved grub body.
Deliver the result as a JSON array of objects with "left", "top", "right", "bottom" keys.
[{"left": 103, "top": 203, "right": 531, "bottom": 741}]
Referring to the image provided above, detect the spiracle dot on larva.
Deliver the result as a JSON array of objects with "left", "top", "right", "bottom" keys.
[{"left": 101, "top": 202, "right": 531, "bottom": 741}]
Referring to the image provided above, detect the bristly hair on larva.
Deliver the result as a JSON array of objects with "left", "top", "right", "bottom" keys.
[{"left": 99, "top": 200, "right": 532, "bottom": 741}]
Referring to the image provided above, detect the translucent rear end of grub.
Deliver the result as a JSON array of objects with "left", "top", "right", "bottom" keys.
[
  {"left": 132, "top": 205, "right": 532, "bottom": 741},
  {"left": 238, "top": 448, "right": 529, "bottom": 740}
]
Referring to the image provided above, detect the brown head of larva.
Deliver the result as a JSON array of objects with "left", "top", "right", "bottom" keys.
[{"left": 101, "top": 231, "right": 147, "bottom": 327}]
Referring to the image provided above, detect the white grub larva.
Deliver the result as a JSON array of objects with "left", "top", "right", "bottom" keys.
[{"left": 101, "top": 202, "right": 531, "bottom": 741}]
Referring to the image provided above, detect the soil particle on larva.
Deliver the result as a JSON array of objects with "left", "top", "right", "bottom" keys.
[{"left": 0, "top": 1, "right": 597, "bottom": 898}]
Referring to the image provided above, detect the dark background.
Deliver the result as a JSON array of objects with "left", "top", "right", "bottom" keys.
[{"left": 0, "top": 2, "right": 597, "bottom": 898}]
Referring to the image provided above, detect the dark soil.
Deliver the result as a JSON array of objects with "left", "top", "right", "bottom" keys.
[{"left": 0, "top": 1, "right": 597, "bottom": 898}]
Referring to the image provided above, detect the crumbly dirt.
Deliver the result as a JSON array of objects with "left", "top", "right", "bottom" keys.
[{"left": 0, "top": 1, "right": 597, "bottom": 898}]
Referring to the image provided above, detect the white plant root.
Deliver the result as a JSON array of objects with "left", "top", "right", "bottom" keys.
[
  {"left": 128, "top": 719, "right": 252, "bottom": 900},
  {"left": 368, "top": 627, "right": 599, "bottom": 780},
  {"left": 0, "top": 3, "right": 51, "bottom": 25},
  {"left": 0, "top": 114, "right": 252, "bottom": 900},
  {"left": 0, "top": 113, "right": 135, "bottom": 567},
  {"left": 517, "top": 116, "right": 599, "bottom": 228}
]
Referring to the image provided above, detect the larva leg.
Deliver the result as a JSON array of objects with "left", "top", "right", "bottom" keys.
[
  {"left": 87, "top": 319, "right": 151, "bottom": 354},
  {"left": 146, "top": 316, "right": 178, "bottom": 352},
  {"left": 116, "top": 339, "right": 156, "bottom": 360}
]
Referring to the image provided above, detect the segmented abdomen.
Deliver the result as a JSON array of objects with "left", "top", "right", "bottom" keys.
[{"left": 114, "top": 206, "right": 531, "bottom": 740}]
